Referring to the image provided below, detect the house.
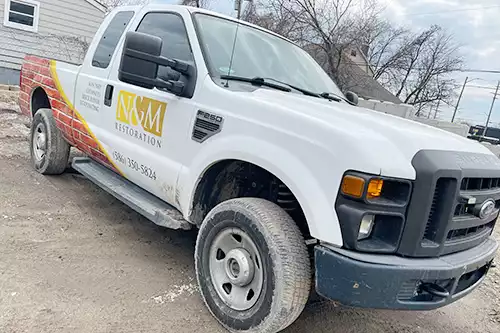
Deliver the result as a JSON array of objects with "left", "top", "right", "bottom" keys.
[
  {"left": 306, "top": 43, "right": 401, "bottom": 104},
  {"left": 0, "top": 0, "right": 106, "bottom": 85},
  {"left": 345, "top": 45, "right": 374, "bottom": 76},
  {"left": 342, "top": 49, "right": 401, "bottom": 104}
]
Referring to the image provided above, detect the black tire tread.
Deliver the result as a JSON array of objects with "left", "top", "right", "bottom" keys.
[
  {"left": 30, "top": 108, "right": 70, "bottom": 175},
  {"left": 196, "top": 198, "right": 311, "bottom": 333}
]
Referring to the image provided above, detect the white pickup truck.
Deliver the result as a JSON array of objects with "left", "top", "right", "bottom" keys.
[{"left": 19, "top": 4, "right": 499, "bottom": 333}]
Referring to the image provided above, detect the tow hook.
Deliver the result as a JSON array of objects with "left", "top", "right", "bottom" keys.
[{"left": 419, "top": 282, "right": 450, "bottom": 298}]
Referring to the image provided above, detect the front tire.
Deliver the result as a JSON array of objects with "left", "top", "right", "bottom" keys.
[
  {"left": 30, "top": 108, "right": 70, "bottom": 175},
  {"left": 195, "top": 198, "right": 311, "bottom": 333}
]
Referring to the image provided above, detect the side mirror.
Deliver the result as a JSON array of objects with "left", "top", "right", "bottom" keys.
[
  {"left": 119, "top": 31, "right": 162, "bottom": 89},
  {"left": 345, "top": 91, "right": 359, "bottom": 106},
  {"left": 118, "top": 31, "right": 192, "bottom": 96}
]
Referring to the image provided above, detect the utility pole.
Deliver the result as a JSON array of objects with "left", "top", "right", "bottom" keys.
[
  {"left": 235, "top": 0, "right": 242, "bottom": 19},
  {"left": 484, "top": 80, "right": 500, "bottom": 137},
  {"left": 235, "top": 0, "right": 252, "bottom": 19},
  {"left": 433, "top": 99, "right": 441, "bottom": 119},
  {"left": 452, "top": 76, "right": 468, "bottom": 123}
]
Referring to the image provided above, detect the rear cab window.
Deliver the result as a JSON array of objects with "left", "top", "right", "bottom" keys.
[{"left": 92, "top": 11, "right": 134, "bottom": 69}]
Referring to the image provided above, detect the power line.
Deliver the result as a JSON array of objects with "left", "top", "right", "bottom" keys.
[
  {"left": 459, "top": 69, "right": 500, "bottom": 74},
  {"left": 338, "top": 54, "right": 500, "bottom": 75},
  {"left": 350, "top": 62, "right": 500, "bottom": 74},
  {"left": 405, "top": 5, "right": 500, "bottom": 17},
  {"left": 467, "top": 85, "right": 498, "bottom": 90}
]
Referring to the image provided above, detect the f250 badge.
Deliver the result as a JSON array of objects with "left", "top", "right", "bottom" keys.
[
  {"left": 192, "top": 110, "right": 224, "bottom": 143},
  {"left": 114, "top": 90, "right": 167, "bottom": 148}
]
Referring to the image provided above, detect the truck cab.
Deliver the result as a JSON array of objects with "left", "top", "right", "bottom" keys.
[{"left": 19, "top": 4, "right": 499, "bottom": 333}]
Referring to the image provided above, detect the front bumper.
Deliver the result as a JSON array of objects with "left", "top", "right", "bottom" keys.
[{"left": 315, "top": 237, "right": 498, "bottom": 310}]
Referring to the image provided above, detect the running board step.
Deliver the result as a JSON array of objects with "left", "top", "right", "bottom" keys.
[{"left": 72, "top": 157, "right": 191, "bottom": 230}]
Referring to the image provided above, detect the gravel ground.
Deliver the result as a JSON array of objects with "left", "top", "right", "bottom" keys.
[{"left": 0, "top": 108, "right": 499, "bottom": 333}]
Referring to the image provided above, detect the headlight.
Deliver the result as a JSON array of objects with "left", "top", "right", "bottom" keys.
[{"left": 336, "top": 171, "right": 412, "bottom": 253}]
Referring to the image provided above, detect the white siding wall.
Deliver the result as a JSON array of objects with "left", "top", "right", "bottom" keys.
[
  {"left": 0, "top": 0, "right": 105, "bottom": 71},
  {"left": 346, "top": 48, "right": 374, "bottom": 76}
]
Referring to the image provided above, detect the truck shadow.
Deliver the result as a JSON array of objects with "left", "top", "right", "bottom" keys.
[
  {"left": 50, "top": 170, "right": 489, "bottom": 333},
  {"left": 57, "top": 170, "right": 199, "bottom": 267}
]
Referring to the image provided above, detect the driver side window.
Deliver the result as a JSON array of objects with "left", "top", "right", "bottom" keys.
[{"left": 136, "top": 12, "right": 194, "bottom": 63}]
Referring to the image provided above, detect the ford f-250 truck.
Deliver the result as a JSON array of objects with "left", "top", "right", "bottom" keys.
[{"left": 19, "top": 4, "right": 499, "bottom": 333}]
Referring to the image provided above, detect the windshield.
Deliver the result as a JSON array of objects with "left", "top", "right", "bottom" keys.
[{"left": 193, "top": 13, "right": 344, "bottom": 97}]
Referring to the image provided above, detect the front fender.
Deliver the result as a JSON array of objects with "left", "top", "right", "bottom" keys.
[{"left": 177, "top": 135, "right": 345, "bottom": 246}]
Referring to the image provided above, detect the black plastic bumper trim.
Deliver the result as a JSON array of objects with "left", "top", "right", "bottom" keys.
[{"left": 314, "top": 237, "right": 498, "bottom": 310}]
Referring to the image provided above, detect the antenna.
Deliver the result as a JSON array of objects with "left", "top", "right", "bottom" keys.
[{"left": 224, "top": 18, "right": 241, "bottom": 88}]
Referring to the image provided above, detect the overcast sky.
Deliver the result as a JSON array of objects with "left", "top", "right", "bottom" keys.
[
  {"left": 158, "top": 0, "right": 500, "bottom": 126},
  {"left": 379, "top": 0, "right": 500, "bottom": 126}
]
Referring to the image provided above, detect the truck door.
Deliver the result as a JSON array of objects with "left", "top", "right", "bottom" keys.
[
  {"left": 73, "top": 10, "right": 135, "bottom": 171},
  {"left": 104, "top": 11, "right": 198, "bottom": 207}
]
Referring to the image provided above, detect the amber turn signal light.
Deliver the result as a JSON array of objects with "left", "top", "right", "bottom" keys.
[
  {"left": 341, "top": 175, "right": 365, "bottom": 198},
  {"left": 367, "top": 179, "right": 384, "bottom": 199}
]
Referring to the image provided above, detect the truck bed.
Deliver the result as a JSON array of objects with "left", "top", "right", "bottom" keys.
[
  {"left": 19, "top": 55, "right": 80, "bottom": 119},
  {"left": 19, "top": 55, "right": 120, "bottom": 174}
]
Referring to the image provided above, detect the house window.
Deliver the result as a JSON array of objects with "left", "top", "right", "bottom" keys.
[{"left": 3, "top": 0, "right": 40, "bottom": 33}]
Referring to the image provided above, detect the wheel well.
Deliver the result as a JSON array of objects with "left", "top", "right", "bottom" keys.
[
  {"left": 190, "top": 160, "right": 310, "bottom": 237},
  {"left": 31, "top": 87, "right": 51, "bottom": 117}
]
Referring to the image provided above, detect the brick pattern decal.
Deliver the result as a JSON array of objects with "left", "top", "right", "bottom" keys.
[{"left": 19, "top": 55, "right": 121, "bottom": 174}]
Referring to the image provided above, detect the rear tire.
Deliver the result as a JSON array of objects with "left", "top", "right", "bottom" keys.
[
  {"left": 195, "top": 198, "right": 311, "bottom": 333},
  {"left": 30, "top": 108, "right": 70, "bottom": 175}
]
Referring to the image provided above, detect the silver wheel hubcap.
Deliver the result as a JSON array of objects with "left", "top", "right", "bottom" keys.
[
  {"left": 209, "top": 228, "right": 264, "bottom": 311},
  {"left": 33, "top": 123, "right": 47, "bottom": 161}
]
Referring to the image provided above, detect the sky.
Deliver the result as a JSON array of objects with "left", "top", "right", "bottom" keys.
[
  {"left": 154, "top": 0, "right": 500, "bottom": 126},
  {"left": 379, "top": 0, "right": 500, "bottom": 126}
]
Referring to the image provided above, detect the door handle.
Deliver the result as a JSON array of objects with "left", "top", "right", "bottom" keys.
[{"left": 104, "top": 84, "right": 114, "bottom": 107}]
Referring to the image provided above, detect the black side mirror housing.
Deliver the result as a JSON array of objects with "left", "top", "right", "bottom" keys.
[
  {"left": 345, "top": 91, "right": 359, "bottom": 106},
  {"left": 118, "top": 31, "right": 194, "bottom": 97},
  {"left": 118, "top": 31, "right": 162, "bottom": 89}
]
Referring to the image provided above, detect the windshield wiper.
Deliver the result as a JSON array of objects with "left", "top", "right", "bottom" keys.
[
  {"left": 257, "top": 78, "right": 348, "bottom": 103},
  {"left": 221, "top": 75, "right": 347, "bottom": 104},
  {"left": 220, "top": 75, "right": 292, "bottom": 92},
  {"left": 221, "top": 76, "right": 323, "bottom": 98},
  {"left": 257, "top": 77, "right": 320, "bottom": 97},
  {"left": 322, "top": 92, "right": 358, "bottom": 105},
  {"left": 319, "top": 92, "right": 344, "bottom": 103}
]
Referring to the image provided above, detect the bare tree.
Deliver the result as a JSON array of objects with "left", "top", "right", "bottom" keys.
[
  {"left": 242, "top": 0, "right": 306, "bottom": 40},
  {"left": 370, "top": 25, "right": 462, "bottom": 111},
  {"left": 366, "top": 21, "right": 410, "bottom": 83},
  {"left": 100, "top": 0, "right": 147, "bottom": 10},
  {"left": 242, "top": 0, "right": 385, "bottom": 90},
  {"left": 179, "top": 0, "right": 210, "bottom": 8}
]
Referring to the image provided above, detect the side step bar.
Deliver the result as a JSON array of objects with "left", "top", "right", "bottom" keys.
[{"left": 72, "top": 157, "right": 191, "bottom": 230}]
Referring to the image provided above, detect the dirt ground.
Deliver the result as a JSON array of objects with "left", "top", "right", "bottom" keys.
[{"left": 0, "top": 108, "right": 499, "bottom": 333}]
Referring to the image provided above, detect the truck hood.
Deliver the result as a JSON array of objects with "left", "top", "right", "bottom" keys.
[{"left": 246, "top": 89, "right": 493, "bottom": 178}]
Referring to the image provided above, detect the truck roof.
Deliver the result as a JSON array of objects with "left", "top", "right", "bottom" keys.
[{"left": 115, "top": 4, "right": 294, "bottom": 44}]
